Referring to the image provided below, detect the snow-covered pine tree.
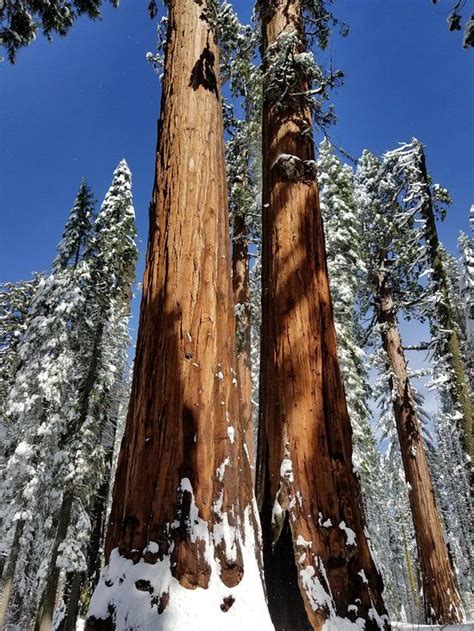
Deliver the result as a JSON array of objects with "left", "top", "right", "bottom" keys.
[
  {"left": 0, "top": 275, "right": 41, "bottom": 438},
  {"left": 0, "top": 179, "right": 94, "bottom": 627},
  {"left": 86, "top": 1, "right": 272, "bottom": 627},
  {"left": 381, "top": 142, "right": 472, "bottom": 601},
  {"left": 255, "top": 1, "right": 388, "bottom": 627},
  {"left": 458, "top": 205, "right": 474, "bottom": 391},
  {"left": 355, "top": 147, "right": 464, "bottom": 624},
  {"left": 35, "top": 161, "right": 137, "bottom": 631},
  {"left": 0, "top": 0, "right": 119, "bottom": 62},
  {"left": 384, "top": 139, "right": 473, "bottom": 463}
]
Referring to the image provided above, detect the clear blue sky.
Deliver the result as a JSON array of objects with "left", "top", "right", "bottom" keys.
[{"left": 1, "top": 0, "right": 473, "bottom": 306}]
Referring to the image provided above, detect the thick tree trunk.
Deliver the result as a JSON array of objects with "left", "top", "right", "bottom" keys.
[
  {"left": 417, "top": 144, "right": 473, "bottom": 460},
  {"left": 375, "top": 266, "right": 464, "bottom": 624},
  {"left": 85, "top": 1, "right": 271, "bottom": 628},
  {"left": 35, "top": 491, "right": 74, "bottom": 631},
  {"left": 232, "top": 211, "right": 254, "bottom": 470},
  {"left": 256, "top": 2, "right": 388, "bottom": 629},
  {"left": 0, "top": 519, "right": 23, "bottom": 628}
]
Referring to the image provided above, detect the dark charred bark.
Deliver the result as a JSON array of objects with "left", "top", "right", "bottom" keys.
[{"left": 256, "top": 1, "right": 389, "bottom": 629}]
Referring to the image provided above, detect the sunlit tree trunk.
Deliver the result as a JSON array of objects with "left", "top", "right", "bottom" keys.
[
  {"left": 256, "top": 1, "right": 388, "bottom": 629},
  {"left": 85, "top": 0, "right": 271, "bottom": 627},
  {"left": 375, "top": 259, "right": 464, "bottom": 625}
]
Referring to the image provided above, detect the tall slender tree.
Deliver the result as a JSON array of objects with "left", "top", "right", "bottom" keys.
[
  {"left": 255, "top": 2, "right": 388, "bottom": 628},
  {"left": 86, "top": 1, "right": 272, "bottom": 628},
  {"left": 384, "top": 139, "right": 473, "bottom": 461},
  {"left": 356, "top": 149, "right": 464, "bottom": 625}
]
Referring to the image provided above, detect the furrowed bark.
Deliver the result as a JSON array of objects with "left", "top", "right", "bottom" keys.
[
  {"left": 417, "top": 144, "right": 473, "bottom": 461},
  {"left": 375, "top": 261, "right": 464, "bottom": 625},
  {"left": 232, "top": 211, "right": 254, "bottom": 470},
  {"left": 85, "top": 0, "right": 271, "bottom": 627},
  {"left": 256, "top": 2, "right": 388, "bottom": 629}
]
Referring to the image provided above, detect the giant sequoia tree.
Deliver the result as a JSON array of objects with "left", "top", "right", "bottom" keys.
[
  {"left": 86, "top": 1, "right": 272, "bottom": 628},
  {"left": 255, "top": 1, "right": 388, "bottom": 628}
]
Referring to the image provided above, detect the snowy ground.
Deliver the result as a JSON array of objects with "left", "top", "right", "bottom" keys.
[
  {"left": 393, "top": 624, "right": 474, "bottom": 630},
  {"left": 75, "top": 618, "right": 474, "bottom": 630}
]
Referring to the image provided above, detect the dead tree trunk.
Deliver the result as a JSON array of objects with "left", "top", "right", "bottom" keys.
[
  {"left": 232, "top": 211, "right": 254, "bottom": 470},
  {"left": 417, "top": 143, "right": 473, "bottom": 460},
  {"left": 375, "top": 262, "right": 464, "bottom": 625},
  {"left": 256, "top": 2, "right": 388, "bottom": 629},
  {"left": 85, "top": 0, "right": 271, "bottom": 627}
]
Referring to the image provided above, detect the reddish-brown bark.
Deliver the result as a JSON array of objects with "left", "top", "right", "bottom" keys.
[
  {"left": 256, "top": 2, "right": 389, "bottom": 629},
  {"left": 232, "top": 211, "right": 254, "bottom": 471},
  {"left": 375, "top": 263, "right": 464, "bottom": 625},
  {"left": 85, "top": 0, "right": 267, "bottom": 627}
]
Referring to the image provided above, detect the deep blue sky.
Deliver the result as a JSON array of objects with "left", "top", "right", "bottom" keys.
[{"left": 1, "top": 0, "right": 473, "bottom": 309}]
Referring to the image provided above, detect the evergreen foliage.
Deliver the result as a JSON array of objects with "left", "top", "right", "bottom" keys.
[
  {"left": 0, "top": 165, "right": 136, "bottom": 627},
  {"left": 0, "top": 0, "right": 119, "bottom": 62}
]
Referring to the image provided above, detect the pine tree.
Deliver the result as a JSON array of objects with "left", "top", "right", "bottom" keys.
[
  {"left": 86, "top": 2, "right": 271, "bottom": 627},
  {"left": 0, "top": 180, "right": 94, "bottom": 627},
  {"left": 458, "top": 206, "right": 474, "bottom": 391},
  {"left": 255, "top": 2, "right": 388, "bottom": 628},
  {"left": 384, "top": 139, "right": 473, "bottom": 462},
  {"left": 34, "top": 161, "right": 137, "bottom": 631},
  {"left": 356, "top": 148, "right": 464, "bottom": 624},
  {"left": 0, "top": 275, "right": 40, "bottom": 436},
  {"left": 0, "top": 258, "right": 87, "bottom": 628}
]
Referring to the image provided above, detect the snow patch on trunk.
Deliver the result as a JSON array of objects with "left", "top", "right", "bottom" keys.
[{"left": 87, "top": 480, "right": 273, "bottom": 630}]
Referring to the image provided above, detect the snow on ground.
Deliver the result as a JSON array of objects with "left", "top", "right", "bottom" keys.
[{"left": 392, "top": 624, "right": 474, "bottom": 630}]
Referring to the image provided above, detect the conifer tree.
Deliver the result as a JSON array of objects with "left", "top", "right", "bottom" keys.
[
  {"left": 86, "top": 1, "right": 271, "bottom": 628},
  {"left": 35, "top": 161, "right": 137, "bottom": 630},
  {"left": 255, "top": 2, "right": 388, "bottom": 628},
  {"left": 355, "top": 148, "right": 464, "bottom": 624},
  {"left": 0, "top": 255, "right": 87, "bottom": 628},
  {"left": 458, "top": 206, "right": 474, "bottom": 390},
  {"left": 384, "top": 139, "right": 473, "bottom": 462},
  {"left": 0, "top": 276, "right": 40, "bottom": 433},
  {"left": 0, "top": 174, "right": 95, "bottom": 624}
]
